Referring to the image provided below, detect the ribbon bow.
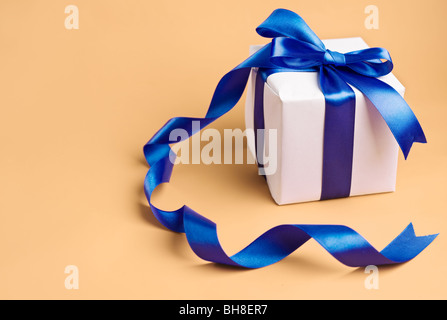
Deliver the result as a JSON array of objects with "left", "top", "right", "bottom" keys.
[
  {"left": 143, "top": 9, "right": 436, "bottom": 269},
  {"left": 260, "top": 9, "right": 425, "bottom": 154}
]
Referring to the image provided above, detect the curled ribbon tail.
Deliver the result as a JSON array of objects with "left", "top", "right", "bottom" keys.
[
  {"left": 380, "top": 223, "right": 439, "bottom": 263},
  {"left": 182, "top": 209, "right": 438, "bottom": 268},
  {"left": 142, "top": 43, "right": 277, "bottom": 233}
]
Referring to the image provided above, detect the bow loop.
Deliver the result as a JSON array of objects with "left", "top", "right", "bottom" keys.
[
  {"left": 343, "top": 47, "right": 394, "bottom": 77},
  {"left": 257, "top": 9, "right": 325, "bottom": 50}
]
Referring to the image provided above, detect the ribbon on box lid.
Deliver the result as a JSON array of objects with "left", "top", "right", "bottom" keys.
[{"left": 143, "top": 9, "right": 437, "bottom": 268}]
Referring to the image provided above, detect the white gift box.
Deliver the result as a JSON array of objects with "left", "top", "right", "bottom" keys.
[{"left": 245, "top": 37, "right": 404, "bottom": 205}]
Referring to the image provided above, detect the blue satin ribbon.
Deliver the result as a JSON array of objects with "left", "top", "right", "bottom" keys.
[{"left": 143, "top": 9, "right": 437, "bottom": 268}]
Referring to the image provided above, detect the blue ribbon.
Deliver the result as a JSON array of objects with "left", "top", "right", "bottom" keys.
[{"left": 143, "top": 9, "right": 437, "bottom": 268}]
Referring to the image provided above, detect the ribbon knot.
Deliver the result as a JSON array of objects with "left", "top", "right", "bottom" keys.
[{"left": 323, "top": 49, "right": 346, "bottom": 66}]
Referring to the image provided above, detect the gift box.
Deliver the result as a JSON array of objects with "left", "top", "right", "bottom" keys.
[
  {"left": 245, "top": 37, "right": 405, "bottom": 205},
  {"left": 143, "top": 9, "right": 435, "bottom": 268}
]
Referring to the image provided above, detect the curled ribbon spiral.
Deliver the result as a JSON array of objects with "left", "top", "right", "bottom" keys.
[{"left": 143, "top": 9, "right": 437, "bottom": 268}]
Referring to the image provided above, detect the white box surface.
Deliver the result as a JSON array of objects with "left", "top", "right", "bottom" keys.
[{"left": 245, "top": 37, "right": 403, "bottom": 205}]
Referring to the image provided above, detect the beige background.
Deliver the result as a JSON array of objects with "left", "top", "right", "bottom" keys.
[{"left": 0, "top": 0, "right": 446, "bottom": 299}]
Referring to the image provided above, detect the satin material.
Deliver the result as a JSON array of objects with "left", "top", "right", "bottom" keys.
[
  {"left": 319, "top": 65, "right": 356, "bottom": 199},
  {"left": 142, "top": 9, "right": 436, "bottom": 268},
  {"left": 253, "top": 71, "right": 266, "bottom": 174}
]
